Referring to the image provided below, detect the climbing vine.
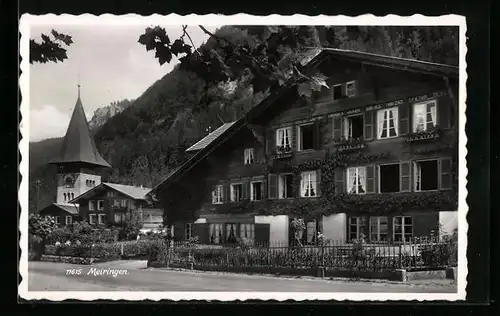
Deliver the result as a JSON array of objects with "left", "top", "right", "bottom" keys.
[{"left": 209, "top": 149, "right": 458, "bottom": 218}]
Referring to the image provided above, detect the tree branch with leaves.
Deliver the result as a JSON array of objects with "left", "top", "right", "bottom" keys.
[{"left": 30, "top": 30, "right": 74, "bottom": 64}]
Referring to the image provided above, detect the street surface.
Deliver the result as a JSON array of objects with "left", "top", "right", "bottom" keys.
[{"left": 28, "top": 261, "right": 457, "bottom": 292}]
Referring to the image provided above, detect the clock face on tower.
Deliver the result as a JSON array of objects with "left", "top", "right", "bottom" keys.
[{"left": 63, "top": 175, "right": 75, "bottom": 188}]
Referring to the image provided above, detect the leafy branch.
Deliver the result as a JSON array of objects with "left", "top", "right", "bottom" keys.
[{"left": 30, "top": 30, "right": 74, "bottom": 64}]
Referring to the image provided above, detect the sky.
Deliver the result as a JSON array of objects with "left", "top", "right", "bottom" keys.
[{"left": 29, "top": 24, "right": 218, "bottom": 142}]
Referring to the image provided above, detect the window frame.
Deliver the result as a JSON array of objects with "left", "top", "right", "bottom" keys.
[
  {"left": 278, "top": 173, "right": 294, "bottom": 199},
  {"left": 413, "top": 158, "right": 440, "bottom": 192},
  {"left": 250, "top": 180, "right": 264, "bottom": 201},
  {"left": 377, "top": 162, "right": 401, "bottom": 194},
  {"left": 239, "top": 223, "right": 255, "bottom": 243},
  {"left": 275, "top": 126, "right": 292, "bottom": 148},
  {"left": 212, "top": 184, "right": 224, "bottom": 204},
  {"left": 88, "top": 200, "right": 95, "bottom": 210},
  {"left": 343, "top": 113, "right": 364, "bottom": 140},
  {"left": 185, "top": 223, "right": 193, "bottom": 240},
  {"left": 98, "top": 214, "right": 106, "bottom": 225},
  {"left": 89, "top": 214, "right": 97, "bottom": 225},
  {"left": 393, "top": 216, "right": 413, "bottom": 243},
  {"left": 300, "top": 170, "right": 318, "bottom": 198},
  {"left": 412, "top": 100, "right": 438, "bottom": 133},
  {"left": 120, "top": 199, "right": 128, "bottom": 208},
  {"left": 54, "top": 216, "right": 61, "bottom": 225},
  {"left": 97, "top": 200, "right": 105, "bottom": 211},
  {"left": 346, "top": 166, "right": 367, "bottom": 195},
  {"left": 297, "top": 122, "right": 315, "bottom": 151},
  {"left": 65, "top": 216, "right": 73, "bottom": 225},
  {"left": 346, "top": 80, "right": 356, "bottom": 97},
  {"left": 209, "top": 223, "right": 224, "bottom": 244},
  {"left": 230, "top": 183, "right": 243, "bottom": 203},
  {"left": 244, "top": 148, "right": 255, "bottom": 165},
  {"left": 369, "top": 216, "right": 389, "bottom": 243},
  {"left": 348, "top": 216, "right": 366, "bottom": 241},
  {"left": 377, "top": 106, "right": 399, "bottom": 140},
  {"left": 332, "top": 83, "right": 344, "bottom": 100}
]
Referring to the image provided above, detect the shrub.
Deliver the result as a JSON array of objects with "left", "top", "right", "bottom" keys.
[{"left": 418, "top": 242, "right": 457, "bottom": 267}]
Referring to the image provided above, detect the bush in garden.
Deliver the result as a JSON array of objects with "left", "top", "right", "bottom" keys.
[
  {"left": 29, "top": 214, "right": 58, "bottom": 260},
  {"left": 118, "top": 213, "right": 143, "bottom": 241}
]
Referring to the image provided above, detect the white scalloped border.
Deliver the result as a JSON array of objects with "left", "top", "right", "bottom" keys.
[{"left": 18, "top": 13, "right": 468, "bottom": 302}]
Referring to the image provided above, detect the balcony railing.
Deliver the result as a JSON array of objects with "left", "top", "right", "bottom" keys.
[{"left": 405, "top": 129, "right": 442, "bottom": 143}]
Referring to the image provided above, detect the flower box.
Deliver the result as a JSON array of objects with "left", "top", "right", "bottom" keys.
[
  {"left": 335, "top": 138, "right": 366, "bottom": 152},
  {"left": 274, "top": 146, "right": 294, "bottom": 159},
  {"left": 405, "top": 129, "right": 442, "bottom": 143}
]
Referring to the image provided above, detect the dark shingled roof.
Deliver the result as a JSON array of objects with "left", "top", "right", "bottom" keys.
[
  {"left": 49, "top": 91, "right": 111, "bottom": 168},
  {"left": 39, "top": 203, "right": 80, "bottom": 215},
  {"left": 148, "top": 49, "right": 458, "bottom": 196},
  {"left": 186, "top": 122, "right": 236, "bottom": 152},
  {"left": 69, "top": 182, "right": 151, "bottom": 203}
]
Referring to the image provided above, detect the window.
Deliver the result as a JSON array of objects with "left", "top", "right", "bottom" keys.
[
  {"left": 107, "top": 191, "right": 116, "bottom": 197},
  {"left": 63, "top": 193, "right": 67, "bottom": 202},
  {"left": 54, "top": 216, "right": 61, "bottom": 225},
  {"left": 251, "top": 181, "right": 264, "bottom": 201},
  {"left": 65, "top": 216, "right": 73, "bottom": 225},
  {"left": 98, "top": 214, "right": 106, "bottom": 225},
  {"left": 343, "top": 115, "right": 364, "bottom": 139},
  {"left": 414, "top": 160, "right": 439, "bottom": 191},
  {"left": 121, "top": 199, "right": 128, "bottom": 208},
  {"left": 212, "top": 185, "right": 223, "bottom": 204},
  {"left": 88, "top": 200, "right": 95, "bottom": 210},
  {"left": 97, "top": 200, "right": 104, "bottom": 210},
  {"left": 278, "top": 174, "right": 294, "bottom": 199},
  {"left": 306, "top": 220, "right": 317, "bottom": 244},
  {"left": 297, "top": 123, "right": 315, "bottom": 151},
  {"left": 209, "top": 223, "right": 224, "bottom": 244},
  {"left": 231, "top": 183, "right": 243, "bottom": 202},
  {"left": 349, "top": 217, "right": 366, "bottom": 241},
  {"left": 92, "top": 180, "right": 96, "bottom": 186},
  {"left": 413, "top": 100, "right": 437, "bottom": 132},
  {"left": 276, "top": 127, "right": 292, "bottom": 148},
  {"left": 300, "top": 171, "right": 317, "bottom": 197},
  {"left": 244, "top": 148, "right": 255, "bottom": 164},
  {"left": 63, "top": 176, "right": 74, "bottom": 188},
  {"left": 114, "top": 213, "right": 123, "bottom": 223},
  {"left": 347, "top": 167, "right": 366, "bottom": 194},
  {"left": 369, "top": 216, "right": 388, "bottom": 242},
  {"left": 240, "top": 224, "right": 255, "bottom": 242},
  {"left": 70, "top": 193, "right": 74, "bottom": 200},
  {"left": 113, "top": 199, "right": 120, "bottom": 207},
  {"left": 333, "top": 84, "right": 343, "bottom": 100},
  {"left": 89, "top": 214, "right": 96, "bottom": 225},
  {"left": 226, "top": 223, "right": 238, "bottom": 243},
  {"left": 393, "top": 216, "right": 413, "bottom": 242},
  {"left": 379, "top": 164, "right": 400, "bottom": 193},
  {"left": 377, "top": 107, "right": 399, "bottom": 139},
  {"left": 346, "top": 81, "right": 356, "bottom": 97},
  {"left": 185, "top": 223, "right": 193, "bottom": 240}
]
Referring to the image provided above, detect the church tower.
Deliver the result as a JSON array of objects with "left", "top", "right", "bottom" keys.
[{"left": 48, "top": 85, "right": 111, "bottom": 205}]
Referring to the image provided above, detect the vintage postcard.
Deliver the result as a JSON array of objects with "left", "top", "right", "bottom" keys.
[{"left": 19, "top": 13, "right": 468, "bottom": 301}]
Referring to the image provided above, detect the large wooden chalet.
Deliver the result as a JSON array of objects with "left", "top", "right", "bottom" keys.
[{"left": 148, "top": 48, "right": 460, "bottom": 246}]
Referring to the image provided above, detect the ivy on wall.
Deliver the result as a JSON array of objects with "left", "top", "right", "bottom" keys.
[{"left": 208, "top": 149, "right": 458, "bottom": 218}]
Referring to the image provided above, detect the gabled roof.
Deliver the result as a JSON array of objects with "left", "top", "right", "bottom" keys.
[
  {"left": 39, "top": 203, "right": 80, "bottom": 215},
  {"left": 70, "top": 182, "right": 151, "bottom": 203},
  {"left": 186, "top": 122, "right": 236, "bottom": 152},
  {"left": 49, "top": 88, "right": 111, "bottom": 168},
  {"left": 148, "top": 49, "right": 458, "bottom": 196}
]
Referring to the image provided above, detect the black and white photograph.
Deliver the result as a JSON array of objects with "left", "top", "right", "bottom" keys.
[{"left": 19, "top": 14, "right": 467, "bottom": 301}]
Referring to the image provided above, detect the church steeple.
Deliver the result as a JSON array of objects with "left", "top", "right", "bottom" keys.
[{"left": 49, "top": 84, "right": 111, "bottom": 168}]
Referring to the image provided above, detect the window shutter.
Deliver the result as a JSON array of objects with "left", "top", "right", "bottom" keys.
[
  {"left": 334, "top": 168, "right": 346, "bottom": 194},
  {"left": 399, "top": 103, "right": 410, "bottom": 136},
  {"left": 364, "top": 110, "right": 374, "bottom": 141},
  {"left": 314, "top": 119, "right": 322, "bottom": 149},
  {"left": 438, "top": 99, "right": 451, "bottom": 129},
  {"left": 261, "top": 180, "right": 267, "bottom": 199},
  {"left": 242, "top": 180, "right": 250, "bottom": 200},
  {"left": 223, "top": 184, "right": 230, "bottom": 203},
  {"left": 290, "top": 124, "right": 297, "bottom": 150},
  {"left": 210, "top": 185, "right": 216, "bottom": 203},
  {"left": 439, "top": 157, "right": 453, "bottom": 190},
  {"left": 332, "top": 116, "right": 342, "bottom": 143},
  {"left": 316, "top": 169, "right": 321, "bottom": 197},
  {"left": 254, "top": 223, "right": 271, "bottom": 247},
  {"left": 365, "top": 165, "right": 376, "bottom": 193},
  {"left": 266, "top": 128, "right": 275, "bottom": 155},
  {"left": 399, "top": 161, "right": 411, "bottom": 192},
  {"left": 193, "top": 223, "right": 210, "bottom": 244},
  {"left": 268, "top": 174, "right": 278, "bottom": 199}
]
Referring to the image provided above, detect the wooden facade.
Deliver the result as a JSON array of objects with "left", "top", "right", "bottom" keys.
[{"left": 156, "top": 51, "right": 459, "bottom": 245}]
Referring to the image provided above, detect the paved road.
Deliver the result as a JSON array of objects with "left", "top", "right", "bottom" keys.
[{"left": 27, "top": 261, "right": 457, "bottom": 292}]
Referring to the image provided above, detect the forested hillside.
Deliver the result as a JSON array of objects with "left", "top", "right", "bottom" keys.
[{"left": 28, "top": 25, "right": 459, "bottom": 214}]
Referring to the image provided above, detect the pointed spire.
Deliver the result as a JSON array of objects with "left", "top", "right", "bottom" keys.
[{"left": 49, "top": 87, "right": 111, "bottom": 168}]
